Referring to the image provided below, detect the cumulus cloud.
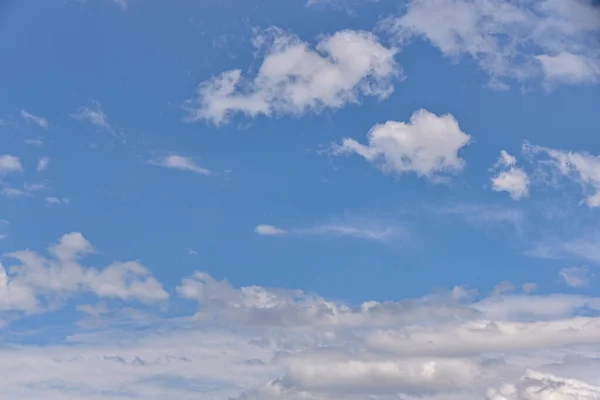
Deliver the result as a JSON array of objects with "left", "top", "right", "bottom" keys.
[
  {"left": 185, "top": 28, "right": 399, "bottom": 125},
  {"left": 149, "top": 154, "right": 212, "bottom": 175},
  {"left": 386, "top": 0, "right": 600, "bottom": 87},
  {"left": 491, "top": 150, "right": 530, "bottom": 200},
  {"left": 1, "top": 232, "right": 168, "bottom": 313},
  {"left": 334, "top": 109, "right": 471, "bottom": 181},
  {"left": 20, "top": 109, "right": 48, "bottom": 129},
  {"left": 560, "top": 266, "right": 595, "bottom": 288},
  {"left": 0, "top": 154, "right": 23, "bottom": 174}
]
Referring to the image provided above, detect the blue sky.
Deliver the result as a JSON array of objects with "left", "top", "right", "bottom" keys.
[{"left": 1, "top": 0, "right": 600, "bottom": 399}]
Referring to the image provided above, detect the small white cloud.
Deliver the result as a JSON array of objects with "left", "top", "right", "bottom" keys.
[
  {"left": 537, "top": 52, "right": 599, "bottom": 85},
  {"left": 255, "top": 224, "right": 287, "bottom": 236},
  {"left": 559, "top": 266, "right": 595, "bottom": 288},
  {"left": 70, "top": 101, "right": 114, "bottom": 133},
  {"left": 45, "top": 197, "right": 70, "bottom": 205},
  {"left": 24, "top": 183, "right": 47, "bottom": 192},
  {"left": 491, "top": 151, "right": 530, "bottom": 200},
  {"left": 36, "top": 157, "right": 49, "bottom": 172},
  {"left": 185, "top": 28, "right": 399, "bottom": 125},
  {"left": 0, "top": 155, "right": 23, "bottom": 174},
  {"left": 335, "top": 109, "right": 471, "bottom": 181},
  {"left": 149, "top": 154, "right": 212, "bottom": 176},
  {"left": 20, "top": 110, "right": 48, "bottom": 129}
]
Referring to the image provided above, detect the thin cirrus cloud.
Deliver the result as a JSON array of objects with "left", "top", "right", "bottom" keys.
[
  {"left": 384, "top": 0, "right": 600, "bottom": 88},
  {"left": 70, "top": 101, "right": 115, "bottom": 133},
  {"left": 149, "top": 154, "right": 212, "bottom": 176},
  {"left": 36, "top": 157, "right": 49, "bottom": 172},
  {"left": 20, "top": 109, "right": 48, "bottom": 129},
  {"left": 560, "top": 266, "right": 595, "bottom": 288},
  {"left": 333, "top": 109, "right": 471, "bottom": 182},
  {"left": 255, "top": 221, "right": 400, "bottom": 241},
  {"left": 184, "top": 28, "right": 400, "bottom": 125}
]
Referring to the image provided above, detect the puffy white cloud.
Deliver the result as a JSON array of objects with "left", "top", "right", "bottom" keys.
[
  {"left": 491, "top": 151, "right": 530, "bottom": 200},
  {"left": 386, "top": 0, "right": 600, "bottom": 87},
  {"left": 185, "top": 29, "right": 399, "bottom": 125},
  {"left": 560, "top": 266, "right": 595, "bottom": 288},
  {"left": 1, "top": 232, "right": 168, "bottom": 312},
  {"left": 335, "top": 109, "right": 471, "bottom": 180},
  {"left": 0, "top": 154, "right": 23, "bottom": 174},
  {"left": 36, "top": 157, "right": 49, "bottom": 172},
  {"left": 20, "top": 109, "right": 48, "bottom": 129},
  {"left": 149, "top": 154, "right": 212, "bottom": 175}
]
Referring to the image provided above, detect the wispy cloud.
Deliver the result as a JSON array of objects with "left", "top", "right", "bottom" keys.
[
  {"left": 559, "top": 266, "right": 595, "bottom": 288},
  {"left": 112, "top": 0, "right": 128, "bottom": 11},
  {"left": 70, "top": 101, "right": 115, "bottom": 133},
  {"left": 255, "top": 220, "right": 401, "bottom": 241},
  {"left": 20, "top": 109, "right": 48, "bottom": 129},
  {"left": 149, "top": 154, "right": 212, "bottom": 176},
  {"left": 45, "top": 197, "right": 70, "bottom": 206}
]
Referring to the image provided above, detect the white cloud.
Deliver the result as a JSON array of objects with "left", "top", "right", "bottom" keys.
[
  {"left": 45, "top": 197, "right": 70, "bottom": 205},
  {"left": 522, "top": 282, "right": 537, "bottom": 294},
  {"left": 37, "top": 157, "right": 49, "bottom": 172},
  {"left": 487, "top": 370, "right": 600, "bottom": 400},
  {"left": 0, "top": 155, "right": 23, "bottom": 174},
  {"left": 185, "top": 28, "right": 399, "bottom": 125},
  {"left": 20, "top": 109, "right": 48, "bottom": 129},
  {"left": 525, "top": 144, "right": 600, "bottom": 208},
  {"left": 149, "top": 154, "right": 212, "bottom": 175},
  {"left": 2, "top": 232, "right": 168, "bottom": 312},
  {"left": 386, "top": 0, "right": 600, "bottom": 87},
  {"left": 70, "top": 101, "right": 114, "bottom": 132},
  {"left": 255, "top": 224, "right": 288, "bottom": 236},
  {"left": 255, "top": 221, "right": 399, "bottom": 241},
  {"left": 491, "top": 151, "right": 530, "bottom": 200},
  {"left": 560, "top": 266, "right": 595, "bottom": 288},
  {"left": 1, "top": 187, "right": 29, "bottom": 198},
  {"left": 528, "top": 235, "right": 600, "bottom": 263},
  {"left": 435, "top": 204, "right": 525, "bottom": 231},
  {"left": 335, "top": 109, "right": 471, "bottom": 181}
]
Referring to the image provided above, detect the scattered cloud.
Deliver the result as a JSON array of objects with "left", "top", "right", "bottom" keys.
[
  {"left": 491, "top": 280, "right": 516, "bottom": 296},
  {"left": 435, "top": 203, "right": 525, "bottom": 231},
  {"left": 522, "top": 282, "right": 537, "bottom": 294},
  {"left": 70, "top": 101, "right": 115, "bottom": 133},
  {"left": 334, "top": 109, "right": 471, "bottom": 181},
  {"left": 385, "top": 0, "right": 600, "bottom": 87},
  {"left": 185, "top": 28, "right": 399, "bottom": 125},
  {"left": 0, "top": 155, "right": 23, "bottom": 174},
  {"left": 149, "top": 154, "right": 212, "bottom": 176},
  {"left": 45, "top": 197, "right": 70, "bottom": 205},
  {"left": 560, "top": 266, "right": 595, "bottom": 288},
  {"left": 255, "top": 224, "right": 288, "bottom": 236},
  {"left": 1, "top": 187, "right": 30, "bottom": 198},
  {"left": 255, "top": 220, "right": 400, "bottom": 241},
  {"left": 528, "top": 234, "right": 600, "bottom": 263},
  {"left": 525, "top": 143, "right": 600, "bottom": 208},
  {"left": 37, "top": 157, "right": 49, "bottom": 172},
  {"left": 491, "top": 150, "right": 530, "bottom": 200},
  {"left": 20, "top": 109, "right": 48, "bottom": 129},
  {"left": 1, "top": 232, "right": 168, "bottom": 313}
]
